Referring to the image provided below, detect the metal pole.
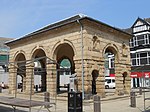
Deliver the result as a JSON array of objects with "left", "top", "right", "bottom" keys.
[
  {"left": 77, "top": 20, "right": 84, "bottom": 99},
  {"left": 29, "top": 63, "right": 34, "bottom": 112},
  {"left": 15, "top": 64, "right": 17, "bottom": 98}
]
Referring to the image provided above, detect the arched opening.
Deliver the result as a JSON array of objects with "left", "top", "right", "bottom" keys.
[
  {"left": 32, "top": 49, "right": 47, "bottom": 92},
  {"left": 123, "top": 72, "right": 128, "bottom": 91},
  {"left": 54, "top": 43, "right": 75, "bottom": 94},
  {"left": 92, "top": 70, "right": 98, "bottom": 94},
  {"left": 15, "top": 53, "right": 26, "bottom": 92},
  {"left": 58, "top": 58, "right": 71, "bottom": 92},
  {"left": 104, "top": 46, "right": 117, "bottom": 95}
]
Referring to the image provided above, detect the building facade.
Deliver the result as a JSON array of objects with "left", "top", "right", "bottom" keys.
[
  {"left": 6, "top": 14, "right": 131, "bottom": 97},
  {"left": 0, "top": 37, "right": 12, "bottom": 85},
  {"left": 126, "top": 18, "right": 150, "bottom": 88}
]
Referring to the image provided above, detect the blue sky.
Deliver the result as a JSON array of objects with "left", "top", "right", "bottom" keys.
[{"left": 0, "top": 0, "right": 149, "bottom": 38}]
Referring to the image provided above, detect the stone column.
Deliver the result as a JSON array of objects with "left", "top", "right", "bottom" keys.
[
  {"left": 74, "top": 59, "right": 82, "bottom": 91},
  {"left": 25, "top": 63, "right": 34, "bottom": 95},
  {"left": 124, "top": 66, "right": 131, "bottom": 94},
  {"left": 22, "top": 75, "right": 26, "bottom": 92},
  {"left": 115, "top": 63, "right": 124, "bottom": 95},
  {"left": 46, "top": 64, "right": 57, "bottom": 96},
  {"left": 96, "top": 64, "right": 105, "bottom": 97},
  {"left": 8, "top": 64, "right": 17, "bottom": 94}
]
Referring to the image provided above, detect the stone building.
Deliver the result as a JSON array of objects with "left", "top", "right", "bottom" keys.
[{"left": 6, "top": 14, "right": 132, "bottom": 97}]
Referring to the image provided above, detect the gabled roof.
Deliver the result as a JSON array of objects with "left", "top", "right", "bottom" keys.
[
  {"left": 131, "top": 17, "right": 150, "bottom": 28},
  {"left": 123, "top": 17, "right": 150, "bottom": 34},
  {"left": 6, "top": 14, "right": 131, "bottom": 45},
  {"left": 27, "top": 14, "right": 87, "bottom": 37}
]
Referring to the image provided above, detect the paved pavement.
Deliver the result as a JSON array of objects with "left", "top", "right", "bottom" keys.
[{"left": 0, "top": 89, "right": 149, "bottom": 112}]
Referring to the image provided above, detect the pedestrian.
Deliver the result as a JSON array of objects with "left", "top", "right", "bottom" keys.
[{"left": 1, "top": 82, "right": 4, "bottom": 89}]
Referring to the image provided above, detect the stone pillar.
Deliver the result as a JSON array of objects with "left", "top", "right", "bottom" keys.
[
  {"left": 124, "top": 67, "right": 131, "bottom": 94},
  {"left": 115, "top": 63, "right": 124, "bottom": 95},
  {"left": 25, "top": 63, "right": 34, "bottom": 95},
  {"left": 8, "top": 64, "right": 17, "bottom": 94},
  {"left": 46, "top": 64, "right": 57, "bottom": 96},
  {"left": 74, "top": 59, "right": 82, "bottom": 91},
  {"left": 22, "top": 75, "right": 26, "bottom": 92},
  {"left": 96, "top": 63, "right": 105, "bottom": 97},
  {"left": 41, "top": 70, "right": 46, "bottom": 92}
]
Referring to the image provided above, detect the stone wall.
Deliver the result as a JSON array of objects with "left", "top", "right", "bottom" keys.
[{"left": 7, "top": 18, "right": 131, "bottom": 97}]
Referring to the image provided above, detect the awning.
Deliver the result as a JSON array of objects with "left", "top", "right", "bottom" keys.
[{"left": 131, "top": 72, "right": 150, "bottom": 78}]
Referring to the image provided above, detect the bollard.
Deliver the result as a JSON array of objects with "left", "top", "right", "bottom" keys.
[
  {"left": 93, "top": 95, "right": 101, "bottom": 112},
  {"left": 35, "top": 85, "right": 38, "bottom": 92},
  {"left": 44, "top": 92, "right": 50, "bottom": 108},
  {"left": 0, "top": 87, "right": 2, "bottom": 93},
  {"left": 130, "top": 91, "right": 136, "bottom": 107},
  {"left": 67, "top": 84, "right": 70, "bottom": 92},
  {"left": 139, "top": 87, "right": 142, "bottom": 95}
]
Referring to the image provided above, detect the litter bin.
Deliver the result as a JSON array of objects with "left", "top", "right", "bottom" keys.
[{"left": 68, "top": 92, "right": 82, "bottom": 112}]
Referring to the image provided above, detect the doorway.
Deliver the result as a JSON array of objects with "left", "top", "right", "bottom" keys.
[{"left": 92, "top": 70, "right": 98, "bottom": 94}]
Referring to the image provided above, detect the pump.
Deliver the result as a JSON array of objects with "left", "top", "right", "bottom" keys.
[{"left": 69, "top": 73, "right": 77, "bottom": 92}]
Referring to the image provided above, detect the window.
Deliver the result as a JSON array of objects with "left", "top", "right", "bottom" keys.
[
  {"left": 108, "top": 55, "right": 114, "bottom": 69},
  {"left": 105, "top": 79, "right": 111, "bottom": 83},
  {"left": 112, "top": 79, "right": 115, "bottom": 83},
  {"left": 129, "top": 39, "right": 134, "bottom": 48},
  {"left": 130, "top": 34, "right": 150, "bottom": 48},
  {"left": 133, "top": 25, "right": 147, "bottom": 33},
  {"left": 131, "top": 52, "right": 150, "bottom": 66}
]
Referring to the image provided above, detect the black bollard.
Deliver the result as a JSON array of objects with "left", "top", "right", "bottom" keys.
[
  {"left": 93, "top": 95, "right": 101, "bottom": 112},
  {"left": 130, "top": 91, "right": 136, "bottom": 107},
  {"left": 139, "top": 87, "right": 142, "bottom": 95},
  {"left": 0, "top": 86, "right": 2, "bottom": 93},
  {"left": 35, "top": 85, "right": 38, "bottom": 92}
]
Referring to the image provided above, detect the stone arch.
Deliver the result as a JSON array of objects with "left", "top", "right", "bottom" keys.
[
  {"left": 14, "top": 52, "right": 26, "bottom": 93},
  {"left": 30, "top": 45, "right": 48, "bottom": 59},
  {"left": 31, "top": 48, "right": 47, "bottom": 92},
  {"left": 51, "top": 39, "right": 77, "bottom": 60},
  {"left": 103, "top": 43, "right": 119, "bottom": 95},
  {"left": 52, "top": 41, "right": 75, "bottom": 93},
  {"left": 102, "top": 43, "right": 119, "bottom": 61},
  {"left": 13, "top": 50, "right": 26, "bottom": 62}
]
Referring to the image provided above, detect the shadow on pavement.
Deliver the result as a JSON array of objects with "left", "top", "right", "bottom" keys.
[
  {"left": 142, "top": 109, "right": 150, "bottom": 112},
  {"left": 0, "top": 105, "right": 27, "bottom": 112}
]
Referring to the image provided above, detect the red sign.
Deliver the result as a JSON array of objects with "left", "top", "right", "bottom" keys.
[
  {"left": 110, "top": 74, "right": 115, "bottom": 77},
  {"left": 131, "top": 72, "right": 150, "bottom": 78}
]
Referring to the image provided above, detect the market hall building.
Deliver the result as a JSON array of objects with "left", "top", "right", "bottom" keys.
[{"left": 6, "top": 14, "right": 132, "bottom": 97}]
